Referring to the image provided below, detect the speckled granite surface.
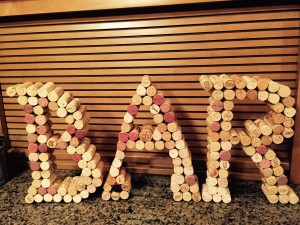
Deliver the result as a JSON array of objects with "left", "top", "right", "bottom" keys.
[{"left": 0, "top": 170, "right": 300, "bottom": 225}]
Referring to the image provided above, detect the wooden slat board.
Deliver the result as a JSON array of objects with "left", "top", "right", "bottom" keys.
[{"left": 0, "top": 4, "right": 299, "bottom": 181}]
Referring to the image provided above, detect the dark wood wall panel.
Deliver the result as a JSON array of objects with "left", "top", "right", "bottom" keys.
[{"left": 0, "top": 4, "right": 299, "bottom": 181}]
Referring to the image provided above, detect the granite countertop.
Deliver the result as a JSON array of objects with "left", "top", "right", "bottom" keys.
[{"left": 0, "top": 170, "right": 300, "bottom": 225}]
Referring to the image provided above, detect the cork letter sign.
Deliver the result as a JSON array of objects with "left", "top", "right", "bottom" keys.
[
  {"left": 6, "top": 82, "right": 105, "bottom": 203},
  {"left": 199, "top": 75, "right": 299, "bottom": 204},
  {"left": 102, "top": 75, "right": 201, "bottom": 202}
]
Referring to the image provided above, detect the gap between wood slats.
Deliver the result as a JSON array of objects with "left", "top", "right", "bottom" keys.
[
  {"left": 0, "top": 4, "right": 298, "bottom": 29},
  {"left": 1, "top": 9, "right": 299, "bottom": 35}
]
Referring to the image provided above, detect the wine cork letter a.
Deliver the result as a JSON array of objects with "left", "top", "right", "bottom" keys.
[
  {"left": 6, "top": 82, "right": 105, "bottom": 204},
  {"left": 102, "top": 75, "right": 201, "bottom": 202},
  {"left": 199, "top": 75, "right": 299, "bottom": 204}
]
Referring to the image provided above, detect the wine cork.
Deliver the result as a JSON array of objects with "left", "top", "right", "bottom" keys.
[
  {"left": 282, "top": 127, "right": 294, "bottom": 139},
  {"left": 41, "top": 173, "right": 57, "bottom": 188},
  {"left": 139, "top": 124, "right": 153, "bottom": 142},
  {"left": 220, "top": 130, "right": 230, "bottom": 141},
  {"left": 126, "top": 139, "right": 135, "bottom": 149},
  {"left": 255, "top": 77, "right": 269, "bottom": 91},
  {"left": 6, "top": 85, "right": 17, "bottom": 97},
  {"left": 272, "top": 134, "right": 284, "bottom": 144},
  {"left": 16, "top": 82, "right": 33, "bottom": 96},
  {"left": 211, "top": 90, "right": 223, "bottom": 101},
  {"left": 162, "top": 131, "right": 172, "bottom": 142},
  {"left": 155, "top": 140, "right": 165, "bottom": 150},
  {"left": 92, "top": 162, "right": 104, "bottom": 179},
  {"left": 229, "top": 129, "right": 240, "bottom": 145},
  {"left": 223, "top": 90, "right": 235, "bottom": 101},
  {"left": 119, "top": 132, "right": 129, "bottom": 143},
  {"left": 268, "top": 102, "right": 284, "bottom": 114},
  {"left": 245, "top": 120, "right": 261, "bottom": 138},
  {"left": 242, "top": 76, "right": 257, "bottom": 90},
  {"left": 209, "top": 98, "right": 224, "bottom": 112},
  {"left": 257, "top": 90, "right": 269, "bottom": 101},
  {"left": 17, "top": 95, "right": 28, "bottom": 105},
  {"left": 246, "top": 89, "right": 258, "bottom": 100},
  {"left": 47, "top": 179, "right": 63, "bottom": 195},
  {"left": 48, "top": 87, "right": 64, "bottom": 102},
  {"left": 142, "top": 96, "right": 153, "bottom": 106},
  {"left": 235, "top": 89, "right": 247, "bottom": 100},
  {"left": 46, "top": 133, "right": 61, "bottom": 148},
  {"left": 152, "top": 128, "right": 162, "bottom": 141},
  {"left": 283, "top": 117, "right": 295, "bottom": 128},
  {"left": 160, "top": 99, "right": 172, "bottom": 113},
  {"left": 207, "top": 106, "right": 221, "bottom": 121},
  {"left": 220, "top": 121, "right": 231, "bottom": 131},
  {"left": 254, "top": 119, "right": 272, "bottom": 136},
  {"left": 136, "top": 84, "right": 147, "bottom": 96},
  {"left": 153, "top": 93, "right": 165, "bottom": 105},
  {"left": 206, "top": 117, "right": 220, "bottom": 132},
  {"left": 221, "top": 74, "right": 235, "bottom": 89},
  {"left": 265, "top": 149, "right": 276, "bottom": 160},
  {"left": 28, "top": 96, "right": 38, "bottom": 106},
  {"left": 237, "top": 129, "right": 251, "bottom": 146},
  {"left": 261, "top": 135, "right": 272, "bottom": 146},
  {"left": 35, "top": 113, "right": 50, "bottom": 126},
  {"left": 209, "top": 75, "right": 223, "bottom": 90},
  {"left": 66, "top": 98, "right": 81, "bottom": 113},
  {"left": 73, "top": 105, "right": 87, "bottom": 120},
  {"left": 288, "top": 188, "right": 299, "bottom": 204},
  {"left": 145, "top": 141, "right": 155, "bottom": 150},
  {"left": 141, "top": 75, "right": 151, "bottom": 87},
  {"left": 147, "top": 85, "right": 157, "bottom": 97},
  {"left": 38, "top": 82, "right": 55, "bottom": 97},
  {"left": 243, "top": 145, "right": 256, "bottom": 156},
  {"left": 48, "top": 101, "right": 58, "bottom": 111},
  {"left": 75, "top": 125, "right": 89, "bottom": 139},
  {"left": 121, "top": 122, "right": 133, "bottom": 133},
  {"left": 38, "top": 97, "right": 49, "bottom": 107},
  {"left": 220, "top": 102, "right": 233, "bottom": 114},
  {"left": 153, "top": 113, "right": 164, "bottom": 124},
  {"left": 33, "top": 194, "right": 44, "bottom": 203},
  {"left": 24, "top": 104, "right": 34, "bottom": 114},
  {"left": 54, "top": 137, "right": 67, "bottom": 150},
  {"left": 76, "top": 137, "right": 91, "bottom": 154},
  {"left": 124, "top": 112, "right": 134, "bottom": 123},
  {"left": 268, "top": 93, "right": 280, "bottom": 104},
  {"left": 199, "top": 75, "right": 214, "bottom": 90},
  {"left": 268, "top": 81, "right": 280, "bottom": 93},
  {"left": 266, "top": 110, "right": 284, "bottom": 124},
  {"left": 127, "top": 104, "right": 139, "bottom": 115},
  {"left": 57, "top": 92, "right": 73, "bottom": 108},
  {"left": 131, "top": 94, "right": 142, "bottom": 105},
  {"left": 283, "top": 107, "right": 296, "bottom": 118},
  {"left": 207, "top": 126, "right": 220, "bottom": 142},
  {"left": 74, "top": 115, "right": 90, "bottom": 130},
  {"left": 282, "top": 96, "right": 295, "bottom": 108},
  {"left": 231, "top": 75, "right": 247, "bottom": 89},
  {"left": 221, "top": 110, "right": 233, "bottom": 122},
  {"left": 117, "top": 141, "right": 126, "bottom": 151}
]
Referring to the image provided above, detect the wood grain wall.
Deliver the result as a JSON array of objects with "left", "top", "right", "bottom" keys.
[{"left": 0, "top": 4, "right": 299, "bottom": 181}]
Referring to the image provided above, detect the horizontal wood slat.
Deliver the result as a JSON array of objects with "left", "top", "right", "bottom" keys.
[{"left": 0, "top": 4, "right": 299, "bottom": 181}]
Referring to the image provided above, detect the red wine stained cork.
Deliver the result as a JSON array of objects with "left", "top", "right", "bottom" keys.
[
  {"left": 75, "top": 125, "right": 89, "bottom": 139},
  {"left": 282, "top": 96, "right": 295, "bottom": 108},
  {"left": 206, "top": 117, "right": 220, "bottom": 132},
  {"left": 38, "top": 143, "right": 49, "bottom": 153},
  {"left": 57, "top": 139, "right": 68, "bottom": 150},
  {"left": 277, "top": 175, "right": 288, "bottom": 186},
  {"left": 38, "top": 97, "right": 49, "bottom": 107},
  {"left": 38, "top": 187, "right": 47, "bottom": 196},
  {"left": 185, "top": 175, "right": 197, "bottom": 186},
  {"left": 28, "top": 143, "right": 38, "bottom": 153},
  {"left": 127, "top": 105, "right": 139, "bottom": 115},
  {"left": 153, "top": 93, "right": 165, "bottom": 105},
  {"left": 119, "top": 132, "right": 129, "bottom": 143},
  {"left": 24, "top": 104, "right": 34, "bottom": 114},
  {"left": 37, "top": 124, "right": 51, "bottom": 135},
  {"left": 48, "top": 101, "right": 58, "bottom": 112},
  {"left": 129, "top": 126, "right": 139, "bottom": 141},
  {"left": 27, "top": 133, "right": 38, "bottom": 143},
  {"left": 259, "top": 158, "right": 271, "bottom": 169},
  {"left": 220, "top": 151, "right": 231, "bottom": 161},
  {"left": 30, "top": 161, "right": 41, "bottom": 171},
  {"left": 246, "top": 89, "right": 258, "bottom": 100},
  {"left": 72, "top": 153, "right": 82, "bottom": 162},
  {"left": 117, "top": 141, "right": 127, "bottom": 151},
  {"left": 24, "top": 114, "right": 35, "bottom": 124},
  {"left": 160, "top": 99, "right": 171, "bottom": 113},
  {"left": 66, "top": 125, "right": 76, "bottom": 134},
  {"left": 210, "top": 100, "right": 224, "bottom": 112},
  {"left": 256, "top": 145, "right": 268, "bottom": 155}
]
